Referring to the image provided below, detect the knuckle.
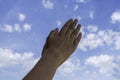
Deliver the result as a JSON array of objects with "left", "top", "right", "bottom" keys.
[
  {"left": 74, "top": 30, "right": 78, "bottom": 34},
  {"left": 65, "top": 23, "right": 70, "bottom": 27}
]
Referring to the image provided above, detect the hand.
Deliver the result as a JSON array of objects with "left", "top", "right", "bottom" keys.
[
  {"left": 23, "top": 19, "right": 82, "bottom": 80},
  {"left": 42, "top": 19, "right": 82, "bottom": 67}
]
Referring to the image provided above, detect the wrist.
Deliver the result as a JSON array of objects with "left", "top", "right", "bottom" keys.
[{"left": 41, "top": 49, "right": 61, "bottom": 69}]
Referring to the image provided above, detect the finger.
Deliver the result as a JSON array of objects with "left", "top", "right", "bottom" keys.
[
  {"left": 48, "top": 28, "right": 58, "bottom": 38},
  {"left": 70, "top": 24, "right": 81, "bottom": 40},
  {"left": 52, "top": 28, "right": 59, "bottom": 36},
  {"left": 73, "top": 32, "right": 82, "bottom": 47},
  {"left": 59, "top": 19, "right": 73, "bottom": 36},
  {"left": 65, "top": 19, "right": 78, "bottom": 38}
]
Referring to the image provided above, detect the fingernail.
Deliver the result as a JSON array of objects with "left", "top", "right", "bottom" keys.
[
  {"left": 69, "top": 18, "right": 73, "bottom": 21},
  {"left": 78, "top": 24, "right": 81, "bottom": 29},
  {"left": 75, "top": 19, "right": 78, "bottom": 21},
  {"left": 74, "top": 19, "right": 78, "bottom": 23},
  {"left": 77, "top": 26, "right": 80, "bottom": 30},
  {"left": 55, "top": 28, "right": 58, "bottom": 30},
  {"left": 78, "top": 24, "right": 81, "bottom": 27}
]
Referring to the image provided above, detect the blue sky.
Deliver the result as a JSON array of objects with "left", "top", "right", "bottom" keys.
[{"left": 0, "top": 0, "right": 120, "bottom": 80}]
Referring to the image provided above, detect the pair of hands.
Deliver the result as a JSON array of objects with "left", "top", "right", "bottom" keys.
[{"left": 42, "top": 19, "right": 82, "bottom": 67}]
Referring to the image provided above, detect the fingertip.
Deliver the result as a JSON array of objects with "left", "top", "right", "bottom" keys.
[
  {"left": 67, "top": 18, "right": 73, "bottom": 23},
  {"left": 73, "top": 19, "right": 78, "bottom": 24},
  {"left": 65, "top": 18, "right": 73, "bottom": 26},
  {"left": 78, "top": 24, "right": 81, "bottom": 27},
  {"left": 69, "top": 18, "right": 73, "bottom": 21},
  {"left": 75, "top": 19, "right": 78, "bottom": 22},
  {"left": 55, "top": 28, "right": 59, "bottom": 31}
]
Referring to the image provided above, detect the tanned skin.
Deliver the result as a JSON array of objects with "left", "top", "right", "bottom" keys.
[{"left": 22, "top": 18, "right": 82, "bottom": 80}]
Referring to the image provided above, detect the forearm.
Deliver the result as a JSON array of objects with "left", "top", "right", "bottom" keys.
[
  {"left": 22, "top": 50, "right": 59, "bottom": 80},
  {"left": 22, "top": 19, "right": 82, "bottom": 80}
]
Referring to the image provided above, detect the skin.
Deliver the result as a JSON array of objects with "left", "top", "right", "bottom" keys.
[{"left": 22, "top": 18, "right": 82, "bottom": 80}]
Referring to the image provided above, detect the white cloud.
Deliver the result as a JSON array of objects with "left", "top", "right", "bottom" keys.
[
  {"left": 21, "top": 52, "right": 38, "bottom": 70},
  {"left": 85, "top": 54, "right": 120, "bottom": 80},
  {"left": 23, "top": 23, "right": 32, "bottom": 31},
  {"left": 79, "top": 25, "right": 120, "bottom": 51},
  {"left": 18, "top": 13, "right": 26, "bottom": 22},
  {"left": 113, "top": 58, "right": 120, "bottom": 79},
  {"left": 111, "top": 10, "right": 120, "bottom": 24},
  {"left": 73, "top": 15, "right": 82, "bottom": 21},
  {"left": 1, "top": 48, "right": 119, "bottom": 80},
  {"left": 41, "top": 0, "right": 54, "bottom": 9},
  {"left": 0, "top": 23, "right": 31, "bottom": 33},
  {"left": 58, "top": 58, "right": 80, "bottom": 76},
  {"left": 56, "top": 20, "right": 62, "bottom": 27},
  {"left": 0, "top": 13, "right": 31, "bottom": 33},
  {"left": 57, "top": 54, "right": 120, "bottom": 80},
  {"left": 114, "top": 36, "right": 120, "bottom": 50},
  {"left": 89, "top": 11, "right": 94, "bottom": 19},
  {"left": 0, "top": 48, "right": 21, "bottom": 68},
  {"left": 77, "top": 16, "right": 82, "bottom": 21},
  {"left": 14, "top": 24, "right": 21, "bottom": 32},
  {"left": 2, "top": 24, "right": 14, "bottom": 32},
  {"left": 87, "top": 25, "right": 98, "bottom": 32},
  {"left": 0, "top": 48, "right": 38, "bottom": 70},
  {"left": 85, "top": 54, "right": 115, "bottom": 74},
  {"left": 75, "top": 0, "right": 90, "bottom": 3},
  {"left": 74, "top": 5, "right": 79, "bottom": 11}
]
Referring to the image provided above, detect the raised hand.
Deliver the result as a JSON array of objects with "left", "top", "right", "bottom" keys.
[
  {"left": 23, "top": 19, "right": 82, "bottom": 80},
  {"left": 42, "top": 19, "right": 82, "bottom": 67}
]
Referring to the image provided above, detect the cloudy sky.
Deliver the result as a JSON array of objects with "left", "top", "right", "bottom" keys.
[{"left": 0, "top": 0, "right": 120, "bottom": 80}]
